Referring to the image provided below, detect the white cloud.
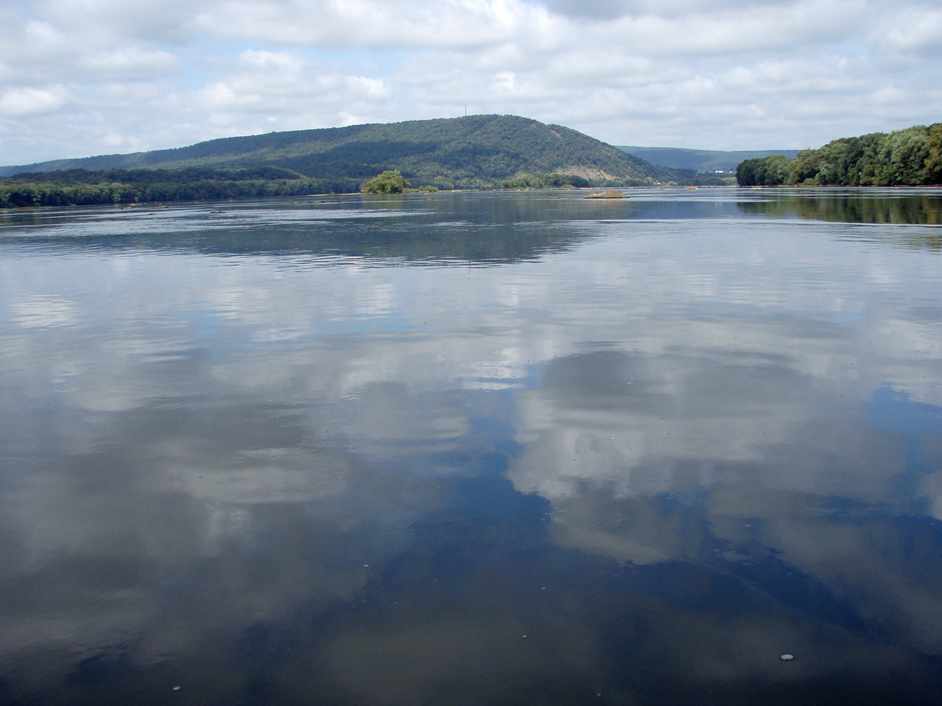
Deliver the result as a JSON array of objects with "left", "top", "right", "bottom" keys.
[
  {"left": 101, "top": 131, "right": 146, "bottom": 149},
  {"left": 192, "top": 0, "right": 555, "bottom": 48},
  {"left": 347, "top": 76, "right": 388, "bottom": 99},
  {"left": 80, "top": 47, "right": 178, "bottom": 74},
  {"left": 23, "top": 19, "right": 66, "bottom": 51},
  {"left": 0, "top": 85, "right": 67, "bottom": 116},
  {"left": 1, "top": 0, "right": 941, "bottom": 162},
  {"left": 882, "top": 6, "right": 942, "bottom": 53},
  {"left": 201, "top": 81, "right": 262, "bottom": 109},
  {"left": 238, "top": 49, "right": 303, "bottom": 71}
]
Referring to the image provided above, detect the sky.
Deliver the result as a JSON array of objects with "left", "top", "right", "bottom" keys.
[{"left": 1, "top": 0, "right": 941, "bottom": 164}]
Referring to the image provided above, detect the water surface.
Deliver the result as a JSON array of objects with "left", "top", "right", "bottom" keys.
[{"left": 2, "top": 188, "right": 942, "bottom": 705}]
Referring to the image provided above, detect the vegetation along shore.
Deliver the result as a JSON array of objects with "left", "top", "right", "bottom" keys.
[{"left": 737, "top": 123, "right": 942, "bottom": 187}]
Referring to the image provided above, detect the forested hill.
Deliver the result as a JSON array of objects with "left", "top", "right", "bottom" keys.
[
  {"left": 0, "top": 115, "right": 663, "bottom": 187},
  {"left": 620, "top": 146, "right": 799, "bottom": 173},
  {"left": 736, "top": 123, "right": 942, "bottom": 186}
]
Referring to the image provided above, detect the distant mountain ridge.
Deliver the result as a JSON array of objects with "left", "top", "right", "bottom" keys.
[
  {"left": 0, "top": 115, "right": 665, "bottom": 187},
  {"left": 619, "top": 146, "right": 800, "bottom": 173}
]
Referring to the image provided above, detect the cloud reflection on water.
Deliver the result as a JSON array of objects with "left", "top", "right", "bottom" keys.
[{"left": 1, "top": 190, "right": 942, "bottom": 704}]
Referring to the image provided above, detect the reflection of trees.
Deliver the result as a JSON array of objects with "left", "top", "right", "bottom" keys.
[
  {"left": 903, "top": 233, "right": 942, "bottom": 252},
  {"left": 0, "top": 193, "right": 622, "bottom": 264},
  {"left": 16, "top": 221, "right": 604, "bottom": 264},
  {"left": 739, "top": 194, "right": 942, "bottom": 226}
]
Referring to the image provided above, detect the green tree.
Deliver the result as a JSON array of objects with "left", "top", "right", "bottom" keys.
[
  {"left": 926, "top": 123, "right": 942, "bottom": 184},
  {"left": 736, "top": 122, "right": 942, "bottom": 187},
  {"left": 361, "top": 170, "right": 410, "bottom": 194}
]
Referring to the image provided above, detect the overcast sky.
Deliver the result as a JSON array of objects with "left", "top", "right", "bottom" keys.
[{"left": 1, "top": 0, "right": 941, "bottom": 164}]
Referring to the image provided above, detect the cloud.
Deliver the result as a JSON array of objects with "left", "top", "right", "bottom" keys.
[
  {"left": 191, "top": 0, "right": 554, "bottom": 48},
  {"left": 80, "top": 47, "right": 178, "bottom": 74},
  {"left": 882, "top": 5, "right": 942, "bottom": 53},
  {"left": 539, "top": 0, "right": 794, "bottom": 19},
  {"left": 0, "top": 85, "right": 67, "bottom": 116},
  {"left": 191, "top": 49, "right": 391, "bottom": 136},
  {"left": 238, "top": 48, "right": 303, "bottom": 71},
  {"left": 1, "top": 0, "right": 942, "bottom": 162}
]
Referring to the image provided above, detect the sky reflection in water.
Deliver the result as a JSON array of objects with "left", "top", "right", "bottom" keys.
[{"left": 1, "top": 189, "right": 942, "bottom": 705}]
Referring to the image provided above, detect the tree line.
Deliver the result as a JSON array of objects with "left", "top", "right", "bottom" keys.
[
  {"left": 501, "top": 172, "right": 592, "bottom": 189},
  {"left": 0, "top": 167, "right": 360, "bottom": 207},
  {"left": 737, "top": 123, "right": 942, "bottom": 187}
]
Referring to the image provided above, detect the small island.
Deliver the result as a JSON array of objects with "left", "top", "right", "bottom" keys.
[{"left": 361, "top": 169, "right": 409, "bottom": 194}]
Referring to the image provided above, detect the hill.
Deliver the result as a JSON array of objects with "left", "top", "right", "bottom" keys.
[
  {"left": 0, "top": 115, "right": 663, "bottom": 189},
  {"left": 736, "top": 123, "right": 942, "bottom": 187},
  {"left": 620, "top": 146, "right": 799, "bottom": 173}
]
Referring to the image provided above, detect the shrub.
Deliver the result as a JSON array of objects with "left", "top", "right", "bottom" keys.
[{"left": 362, "top": 170, "right": 409, "bottom": 194}]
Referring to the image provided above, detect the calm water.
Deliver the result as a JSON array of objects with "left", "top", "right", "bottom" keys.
[{"left": 1, "top": 188, "right": 942, "bottom": 706}]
